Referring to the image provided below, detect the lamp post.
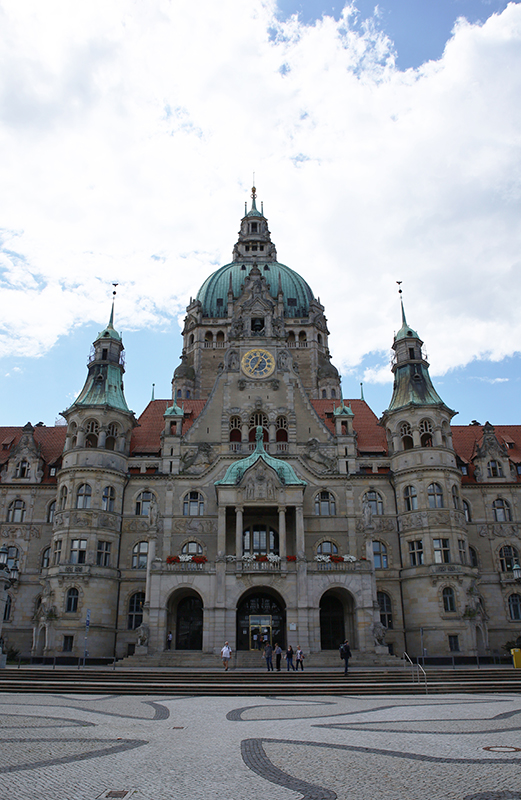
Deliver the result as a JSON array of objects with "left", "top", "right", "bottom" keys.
[{"left": 0, "top": 544, "right": 19, "bottom": 668}]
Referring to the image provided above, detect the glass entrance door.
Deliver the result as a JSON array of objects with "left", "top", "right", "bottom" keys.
[{"left": 249, "top": 615, "right": 272, "bottom": 650}]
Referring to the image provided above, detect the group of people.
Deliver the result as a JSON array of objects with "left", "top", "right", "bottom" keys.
[
  {"left": 263, "top": 643, "right": 305, "bottom": 671},
  {"left": 215, "top": 638, "right": 353, "bottom": 675}
]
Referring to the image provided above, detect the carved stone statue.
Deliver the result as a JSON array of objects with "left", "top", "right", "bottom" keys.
[
  {"left": 362, "top": 497, "right": 373, "bottom": 530},
  {"left": 372, "top": 621, "right": 387, "bottom": 646},
  {"left": 303, "top": 439, "right": 335, "bottom": 473},
  {"left": 181, "top": 443, "right": 215, "bottom": 474},
  {"left": 136, "top": 624, "right": 149, "bottom": 647}
]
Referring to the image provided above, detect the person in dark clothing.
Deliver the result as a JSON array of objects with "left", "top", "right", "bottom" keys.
[
  {"left": 264, "top": 642, "right": 274, "bottom": 671},
  {"left": 286, "top": 644, "right": 296, "bottom": 671},
  {"left": 339, "top": 639, "right": 352, "bottom": 675},
  {"left": 274, "top": 643, "right": 282, "bottom": 671},
  {"left": 295, "top": 646, "right": 305, "bottom": 671}
]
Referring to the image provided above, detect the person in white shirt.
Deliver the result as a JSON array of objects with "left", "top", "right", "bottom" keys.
[{"left": 221, "top": 641, "right": 232, "bottom": 671}]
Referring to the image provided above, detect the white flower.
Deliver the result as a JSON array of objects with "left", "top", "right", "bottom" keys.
[
  {"left": 225, "top": 555, "right": 236, "bottom": 562},
  {"left": 267, "top": 554, "right": 281, "bottom": 563},
  {"left": 343, "top": 555, "right": 357, "bottom": 562},
  {"left": 179, "top": 554, "right": 192, "bottom": 562},
  {"left": 241, "top": 554, "right": 256, "bottom": 563},
  {"left": 314, "top": 554, "right": 331, "bottom": 562}
]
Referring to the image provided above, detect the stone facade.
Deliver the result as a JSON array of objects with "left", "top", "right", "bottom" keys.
[{"left": 1, "top": 190, "right": 521, "bottom": 662}]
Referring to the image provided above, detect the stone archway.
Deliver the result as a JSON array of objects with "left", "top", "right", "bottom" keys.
[
  {"left": 33, "top": 624, "right": 47, "bottom": 656},
  {"left": 167, "top": 590, "right": 204, "bottom": 651},
  {"left": 319, "top": 589, "right": 355, "bottom": 650},
  {"left": 236, "top": 589, "right": 286, "bottom": 651}
]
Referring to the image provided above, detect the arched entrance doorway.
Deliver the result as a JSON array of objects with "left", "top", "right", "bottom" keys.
[
  {"left": 320, "top": 589, "right": 355, "bottom": 650},
  {"left": 236, "top": 591, "right": 286, "bottom": 651},
  {"left": 171, "top": 592, "right": 203, "bottom": 650}
]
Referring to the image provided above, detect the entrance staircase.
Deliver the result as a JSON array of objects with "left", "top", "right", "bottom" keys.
[
  {"left": 116, "top": 650, "right": 399, "bottom": 669},
  {"left": 0, "top": 666, "right": 519, "bottom": 696}
]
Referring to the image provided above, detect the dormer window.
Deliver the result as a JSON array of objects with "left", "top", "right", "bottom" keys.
[
  {"left": 16, "top": 460, "right": 30, "bottom": 478},
  {"left": 487, "top": 460, "right": 504, "bottom": 478},
  {"left": 409, "top": 347, "right": 415, "bottom": 360},
  {"left": 251, "top": 222, "right": 258, "bottom": 232},
  {"left": 102, "top": 348, "right": 108, "bottom": 360}
]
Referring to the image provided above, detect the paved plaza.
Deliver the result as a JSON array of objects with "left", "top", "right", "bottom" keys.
[{"left": 1, "top": 690, "right": 520, "bottom": 799}]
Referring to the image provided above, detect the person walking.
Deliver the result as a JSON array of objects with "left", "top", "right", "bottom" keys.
[
  {"left": 221, "top": 641, "right": 232, "bottom": 671},
  {"left": 274, "top": 643, "right": 282, "bottom": 671},
  {"left": 166, "top": 631, "right": 173, "bottom": 650},
  {"left": 264, "top": 642, "right": 274, "bottom": 671},
  {"left": 295, "top": 645, "right": 305, "bottom": 671},
  {"left": 339, "top": 639, "right": 352, "bottom": 675},
  {"left": 286, "top": 644, "right": 296, "bottom": 671}
]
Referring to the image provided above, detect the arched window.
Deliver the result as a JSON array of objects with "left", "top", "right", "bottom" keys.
[
  {"left": 400, "top": 422, "right": 413, "bottom": 450},
  {"left": 16, "top": 460, "right": 30, "bottom": 478},
  {"left": 419, "top": 419, "right": 433, "bottom": 447},
  {"left": 377, "top": 591, "right": 393, "bottom": 629},
  {"left": 41, "top": 547, "right": 50, "bottom": 569},
  {"left": 248, "top": 413, "right": 268, "bottom": 442},
  {"left": 76, "top": 484, "right": 92, "bottom": 509},
  {"left": 463, "top": 500, "right": 471, "bottom": 523},
  {"left": 276, "top": 416, "right": 288, "bottom": 442},
  {"left": 3, "top": 594, "right": 12, "bottom": 621},
  {"left": 135, "top": 491, "right": 153, "bottom": 516},
  {"left": 66, "top": 588, "right": 79, "bottom": 613},
  {"left": 7, "top": 499, "right": 25, "bottom": 523},
  {"left": 488, "top": 460, "right": 504, "bottom": 478},
  {"left": 499, "top": 545, "right": 519, "bottom": 572},
  {"left": 204, "top": 331, "right": 213, "bottom": 348},
  {"left": 102, "top": 486, "right": 115, "bottom": 513},
  {"left": 493, "top": 498, "right": 512, "bottom": 522},
  {"left": 314, "top": 491, "right": 336, "bottom": 516},
  {"left": 128, "top": 592, "right": 145, "bottom": 629},
  {"left": 442, "top": 587, "right": 456, "bottom": 613},
  {"left": 404, "top": 485, "right": 418, "bottom": 512},
  {"left": 59, "top": 486, "right": 68, "bottom": 511},
  {"left": 47, "top": 501, "right": 56, "bottom": 524},
  {"left": 509, "top": 594, "right": 521, "bottom": 621},
  {"left": 181, "top": 541, "right": 203, "bottom": 555},
  {"left": 287, "top": 331, "right": 296, "bottom": 347},
  {"left": 364, "top": 491, "right": 383, "bottom": 515},
  {"left": 331, "top": 389, "right": 336, "bottom": 398},
  {"left": 216, "top": 330, "right": 225, "bottom": 346},
  {"left": 5, "top": 546, "right": 18, "bottom": 569},
  {"left": 451, "top": 485, "right": 460, "bottom": 510},
  {"left": 132, "top": 541, "right": 148, "bottom": 569},
  {"left": 372, "top": 541, "right": 388, "bottom": 569},
  {"left": 298, "top": 331, "right": 307, "bottom": 347},
  {"left": 183, "top": 491, "right": 204, "bottom": 516},
  {"left": 469, "top": 546, "right": 479, "bottom": 568},
  {"left": 321, "top": 389, "right": 327, "bottom": 398},
  {"left": 105, "top": 422, "right": 118, "bottom": 451},
  {"left": 428, "top": 483, "right": 444, "bottom": 509},
  {"left": 85, "top": 420, "right": 99, "bottom": 448},
  {"left": 317, "top": 541, "right": 338, "bottom": 555},
  {"left": 243, "top": 525, "right": 279, "bottom": 555},
  {"left": 229, "top": 416, "right": 242, "bottom": 443}
]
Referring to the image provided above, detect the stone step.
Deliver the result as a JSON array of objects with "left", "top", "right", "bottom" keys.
[{"left": 116, "top": 650, "right": 400, "bottom": 669}]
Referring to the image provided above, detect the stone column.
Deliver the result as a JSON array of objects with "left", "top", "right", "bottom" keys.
[
  {"left": 295, "top": 505, "right": 305, "bottom": 559},
  {"left": 217, "top": 506, "right": 227, "bottom": 557},
  {"left": 145, "top": 537, "right": 156, "bottom": 605},
  {"left": 278, "top": 506, "right": 287, "bottom": 569},
  {"left": 235, "top": 506, "right": 243, "bottom": 559},
  {"left": 98, "top": 428, "right": 107, "bottom": 448}
]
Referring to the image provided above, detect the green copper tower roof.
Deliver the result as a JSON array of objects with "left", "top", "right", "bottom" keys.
[{"left": 216, "top": 427, "right": 307, "bottom": 486}]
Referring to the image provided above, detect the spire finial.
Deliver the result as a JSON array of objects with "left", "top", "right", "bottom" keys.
[
  {"left": 360, "top": 382, "right": 365, "bottom": 401},
  {"left": 109, "top": 283, "right": 118, "bottom": 327},
  {"left": 151, "top": 383, "right": 155, "bottom": 401},
  {"left": 397, "top": 280, "right": 406, "bottom": 325}
]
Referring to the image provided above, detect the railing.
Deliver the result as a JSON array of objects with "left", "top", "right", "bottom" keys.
[
  {"left": 309, "top": 560, "right": 369, "bottom": 572},
  {"left": 403, "top": 651, "right": 428, "bottom": 694},
  {"left": 229, "top": 443, "right": 242, "bottom": 453},
  {"left": 276, "top": 442, "right": 288, "bottom": 453},
  {"left": 165, "top": 561, "right": 207, "bottom": 572},
  {"left": 236, "top": 560, "right": 282, "bottom": 572}
]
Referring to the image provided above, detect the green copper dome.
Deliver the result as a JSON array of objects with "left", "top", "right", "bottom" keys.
[{"left": 197, "top": 261, "right": 314, "bottom": 319}]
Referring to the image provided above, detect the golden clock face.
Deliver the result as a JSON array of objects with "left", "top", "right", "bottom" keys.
[{"left": 241, "top": 348, "right": 276, "bottom": 379}]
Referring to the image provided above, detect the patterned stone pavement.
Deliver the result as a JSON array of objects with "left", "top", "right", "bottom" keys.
[{"left": 1, "top": 691, "right": 521, "bottom": 799}]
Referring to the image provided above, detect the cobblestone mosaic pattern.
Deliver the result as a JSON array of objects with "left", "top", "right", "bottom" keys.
[{"left": 1, "top": 692, "right": 521, "bottom": 799}]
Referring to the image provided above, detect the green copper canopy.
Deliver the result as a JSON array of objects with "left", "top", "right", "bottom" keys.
[{"left": 216, "top": 427, "right": 307, "bottom": 486}]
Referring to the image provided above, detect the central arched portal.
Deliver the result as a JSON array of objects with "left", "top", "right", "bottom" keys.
[
  {"left": 173, "top": 593, "right": 203, "bottom": 650},
  {"left": 236, "top": 591, "right": 286, "bottom": 651}
]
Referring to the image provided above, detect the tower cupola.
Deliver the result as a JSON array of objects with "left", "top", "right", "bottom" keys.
[{"left": 232, "top": 186, "right": 277, "bottom": 263}]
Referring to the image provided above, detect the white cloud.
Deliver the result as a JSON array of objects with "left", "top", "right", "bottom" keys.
[{"left": 0, "top": 0, "right": 520, "bottom": 385}]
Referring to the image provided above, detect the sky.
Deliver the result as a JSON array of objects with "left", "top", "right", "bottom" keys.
[{"left": 0, "top": 0, "right": 520, "bottom": 428}]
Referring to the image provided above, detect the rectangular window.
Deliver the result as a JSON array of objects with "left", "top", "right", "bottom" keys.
[
  {"left": 408, "top": 540, "right": 423, "bottom": 566},
  {"left": 448, "top": 635, "right": 460, "bottom": 652},
  {"left": 96, "top": 541, "right": 111, "bottom": 567},
  {"left": 433, "top": 538, "right": 450, "bottom": 564},
  {"left": 63, "top": 635, "right": 74, "bottom": 652},
  {"left": 53, "top": 540, "right": 62, "bottom": 565},
  {"left": 49, "top": 467, "right": 56, "bottom": 477},
  {"left": 70, "top": 539, "right": 87, "bottom": 565},
  {"left": 458, "top": 540, "right": 467, "bottom": 565},
  {"left": 460, "top": 465, "right": 468, "bottom": 475}
]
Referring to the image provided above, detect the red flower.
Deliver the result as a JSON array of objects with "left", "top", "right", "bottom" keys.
[
  {"left": 286, "top": 555, "right": 297, "bottom": 562},
  {"left": 192, "top": 555, "right": 207, "bottom": 564},
  {"left": 256, "top": 555, "right": 268, "bottom": 562},
  {"left": 166, "top": 556, "right": 180, "bottom": 564},
  {"left": 330, "top": 555, "right": 343, "bottom": 563}
]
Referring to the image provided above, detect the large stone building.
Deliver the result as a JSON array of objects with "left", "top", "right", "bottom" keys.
[{"left": 1, "top": 189, "right": 521, "bottom": 663}]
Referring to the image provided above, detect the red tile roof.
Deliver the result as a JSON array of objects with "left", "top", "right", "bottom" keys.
[
  {"left": 0, "top": 425, "right": 67, "bottom": 484},
  {"left": 130, "top": 400, "right": 207, "bottom": 455},
  {"left": 452, "top": 424, "right": 521, "bottom": 482},
  {"left": 311, "top": 399, "right": 388, "bottom": 453}
]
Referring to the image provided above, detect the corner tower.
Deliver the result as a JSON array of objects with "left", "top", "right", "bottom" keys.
[{"left": 380, "top": 297, "right": 479, "bottom": 657}]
